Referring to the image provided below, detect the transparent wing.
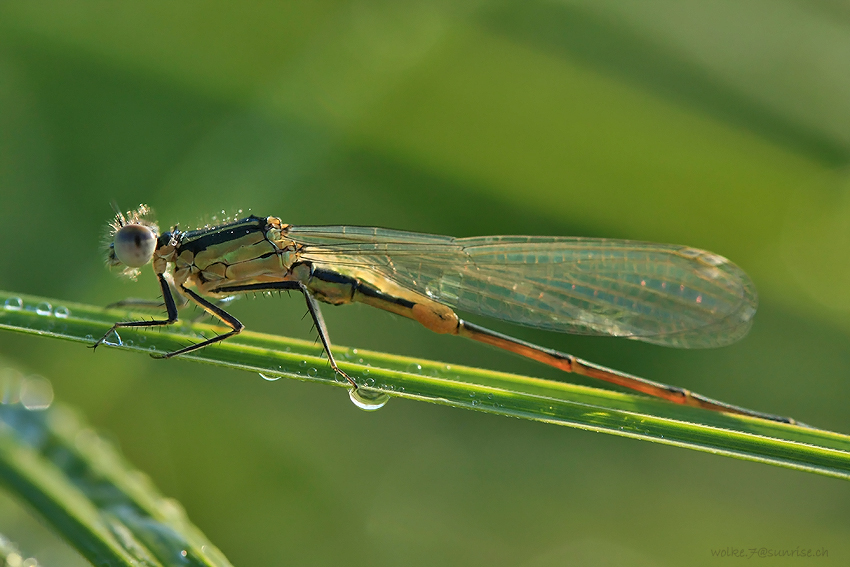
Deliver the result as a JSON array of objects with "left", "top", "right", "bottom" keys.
[{"left": 288, "top": 226, "right": 757, "bottom": 348}]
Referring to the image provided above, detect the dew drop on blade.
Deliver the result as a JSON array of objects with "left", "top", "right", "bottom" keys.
[
  {"left": 259, "top": 373, "right": 280, "bottom": 382},
  {"left": 3, "top": 297, "right": 23, "bottom": 311},
  {"left": 349, "top": 388, "right": 389, "bottom": 411}
]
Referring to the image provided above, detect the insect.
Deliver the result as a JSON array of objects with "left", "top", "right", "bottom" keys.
[{"left": 94, "top": 204, "right": 795, "bottom": 424}]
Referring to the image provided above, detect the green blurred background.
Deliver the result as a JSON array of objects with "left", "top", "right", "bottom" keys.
[{"left": 1, "top": 1, "right": 849, "bottom": 565}]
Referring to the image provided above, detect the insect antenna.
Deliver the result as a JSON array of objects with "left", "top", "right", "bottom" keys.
[{"left": 110, "top": 200, "right": 126, "bottom": 227}]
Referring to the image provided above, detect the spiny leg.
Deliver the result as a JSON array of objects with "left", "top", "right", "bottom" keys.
[
  {"left": 455, "top": 319, "right": 799, "bottom": 425},
  {"left": 152, "top": 286, "right": 244, "bottom": 359},
  {"left": 108, "top": 294, "right": 236, "bottom": 324},
  {"left": 214, "top": 281, "right": 356, "bottom": 387},
  {"left": 300, "top": 286, "right": 356, "bottom": 387},
  {"left": 106, "top": 272, "right": 189, "bottom": 311},
  {"left": 91, "top": 273, "right": 179, "bottom": 350}
]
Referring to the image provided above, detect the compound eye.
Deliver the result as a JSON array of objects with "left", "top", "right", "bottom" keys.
[{"left": 113, "top": 224, "right": 156, "bottom": 267}]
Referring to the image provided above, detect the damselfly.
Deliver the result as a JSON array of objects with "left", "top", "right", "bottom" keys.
[{"left": 94, "top": 205, "right": 794, "bottom": 424}]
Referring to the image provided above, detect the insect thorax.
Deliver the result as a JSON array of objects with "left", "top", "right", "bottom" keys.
[{"left": 155, "top": 216, "right": 301, "bottom": 294}]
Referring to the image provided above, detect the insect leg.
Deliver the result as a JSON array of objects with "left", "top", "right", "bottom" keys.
[
  {"left": 106, "top": 272, "right": 189, "bottom": 310},
  {"left": 92, "top": 273, "right": 179, "bottom": 350},
  {"left": 151, "top": 286, "right": 244, "bottom": 359},
  {"left": 214, "top": 281, "right": 356, "bottom": 387},
  {"left": 300, "top": 286, "right": 356, "bottom": 387}
]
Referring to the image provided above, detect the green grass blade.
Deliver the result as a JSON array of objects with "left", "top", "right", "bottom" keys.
[
  {"left": 0, "top": 362, "right": 233, "bottom": 567},
  {"left": 2, "top": 290, "right": 849, "bottom": 480}
]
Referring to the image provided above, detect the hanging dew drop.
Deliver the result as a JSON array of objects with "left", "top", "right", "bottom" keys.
[{"left": 349, "top": 388, "right": 389, "bottom": 411}]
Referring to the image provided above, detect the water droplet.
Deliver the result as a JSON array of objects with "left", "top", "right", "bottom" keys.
[
  {"left": 3, "top": 297, "right": 22, "bottom": 311},
  {"left": 307, "top": 367, "right": 318, "bottom": 377},
  {"left": 471, "top": 400, "right": 479, "bottom": 406},
  {"left": 54, "top": 306, "right": 70, "bottom": 318},
  {"left": 361, "top": 368, "right": 370, "bottom": 377},
  {"left": 149, "top": 346, "right": 157, "bottom": 352},
  {"left": 84, "top": 334, "right": 93, "bottom": 341},
  {"left": 407, "top": 363, "right": 422, "bottom": 374},
  {"left": 124, "top": 340, "right": 134, "bottom": 347},
  {"left": 21, "top": 375, "right": 53, "bottom": 410},
  {"left": 349, "top": 388, "right": 390, "bottom": 411},
  {"left": 299, "top": 360, "right": 307, "bottom": 367},
  {"left": 284, "top": 346, "right": 291, "bottom": 352},
  {"left": 259, "top": 373, "right": 281, "bottom": 381},
  {"left": 35, "top": 302, "right": 52, "bottom": 316}
]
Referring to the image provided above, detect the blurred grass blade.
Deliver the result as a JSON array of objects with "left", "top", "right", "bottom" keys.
[
  {"left": 0, "top": 362, "right": 233, "bottom": 567},
  {"left": 1, "top": 290, "right": 850, "bottom": 481}
]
